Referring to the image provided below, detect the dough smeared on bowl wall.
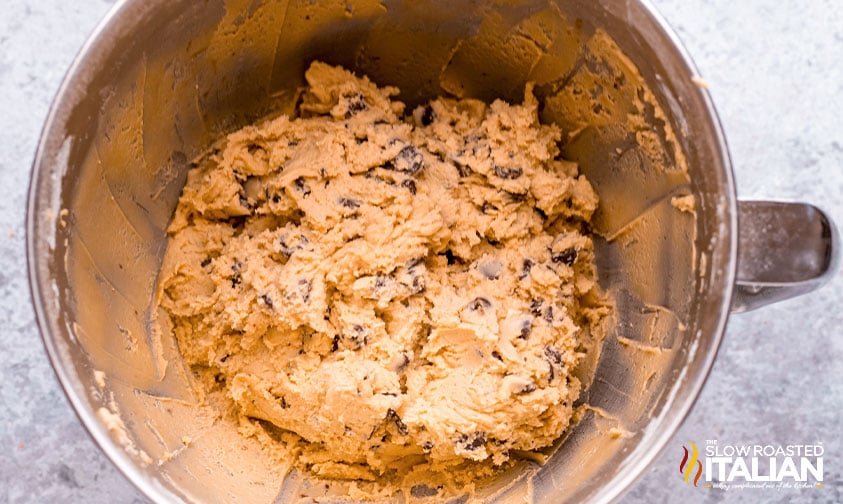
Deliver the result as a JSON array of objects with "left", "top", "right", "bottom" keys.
[{"left": 157, "top": 61, "right": 607, "bottom": 490}]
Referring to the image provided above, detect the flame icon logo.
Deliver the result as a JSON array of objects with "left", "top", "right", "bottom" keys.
[{"left": 679, "top": 441, "right": 703, "bottom": 486}]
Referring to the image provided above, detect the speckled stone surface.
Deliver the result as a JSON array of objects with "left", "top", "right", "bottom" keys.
[{"left": 0, "top": 1, "right": 840, "bottom": 502}]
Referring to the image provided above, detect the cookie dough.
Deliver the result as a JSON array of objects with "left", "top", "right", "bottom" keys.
[{"left": 157, "top": 61, "right": 604, "bottom": 486}]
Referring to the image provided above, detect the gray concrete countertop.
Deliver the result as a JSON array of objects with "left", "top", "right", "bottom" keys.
[{"left": 1, "top": 1, "right": 840, "bottom": 502}]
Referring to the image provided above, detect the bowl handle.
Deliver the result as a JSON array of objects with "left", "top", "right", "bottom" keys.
[{"left": 731, "top": 201, "right": 839, "bottom": 312}]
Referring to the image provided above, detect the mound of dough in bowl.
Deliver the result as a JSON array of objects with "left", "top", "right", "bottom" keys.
[{"left": 157, "top": 61, "right": 607, "bottom": 494}]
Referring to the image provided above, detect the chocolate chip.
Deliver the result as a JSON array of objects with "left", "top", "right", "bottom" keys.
[
  {"left": 230, "top": 261, "right": 243, "bottom": 288},
  {"left": 393, "top": 145, "right": 424, "bottom": 174},
  {"left": 454, "top": 161, "right": 471, "bottom": 177},
  {"left": 478, "top": 260, "right": 502, "bottom": 280},
  {"left": 364, "top": 168, "right": 398, "bottom": 186},
  {"left": 467, "top": 297, "right": 493, "bottom": 314},
  {"left": 279, "top": 234, "right": 308, "bottom": 258},
  {"left": 494, "top": 166, "right": 523, "bottom": 179},
  {"left": 394, "top": 352, "right": 410, "bottom": 372},
  {"left": 401, "top": 179, "right": 417, "bottom": 195},
  {"left": 347, "top": 92, "right": 368, "bottom": 114},
  {"left": 544, "top": 346, "right": 564, "bottom": 367},
  {"left": 297, "top": 278, "right": 312, "bottom": 304},
  {"left": 406, "top": 257, "right": 424, "bottom": 270},
  {"left": 331, "top": 335, "right": 340, "bottom": 352},
  {"left": 279, "top": 396, "right": 289, "bottom": 409},
  {"left": 421, "top": 105, "right": 435, "bottom": 126},
  {"left": 293, "top": 177, "right": 311, "bottom": 197},
  {"left": 529, "top": 299, "right": 543, "bottom": 316},
  {"left": 518, "top": 318, "right": 533, "bottom": 339},
  {"left": 339, "top": 197, "right": 361, "bottom": 209},
  {"left": 543, "top": 305, "right": 555, "bottom": 323},
  {"left": 238, "top": 192, "right": 252, "bottom": 209},
  {"left": 519, "top": 258, "right": 535, "bottom": 279},
  {"left": 200, "top": 257, "right": 212, "bottom": 267},
  {"left": 491, "top": 351, "right": 503, "bottom": 361},
  {"left": 544, "top": 346, "right": 565, "bottom": 381},
  {"left": 455, "top": 432, "right": 486, "bottom": 451},
  {"left": 386, "top": 408, "right": 409, "bottom": 435},
  {"left": 518, "top": 381, "right": 537, "bottom": 394},
  {"left": 343, "top": 324, "right": 369, "bottom": 350},
  {"left": 411, "top": 485, "right": 438, "bottom": 498},
  {"left": 410, "top": 276, "right": 426, "bottom": 294},
  {"left": 551, "top": 248, "right": 578, "bottom": 266},
  {"left": 260, "top": 294, "right": 273, "bottom": 309},
  {"left": 422, "top": 441, "right": 434, "bottom": 452},
  {"left": 505, "top": 191, "right": 527, "bottom": 203}
]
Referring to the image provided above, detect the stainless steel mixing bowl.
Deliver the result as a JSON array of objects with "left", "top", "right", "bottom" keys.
[{"left": 27, "top": 0, "right": 837, "bottom": 502}]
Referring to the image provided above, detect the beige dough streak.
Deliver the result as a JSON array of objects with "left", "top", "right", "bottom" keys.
[{"left": 156, "top": 61, "right": 604, "bottom": 485}]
